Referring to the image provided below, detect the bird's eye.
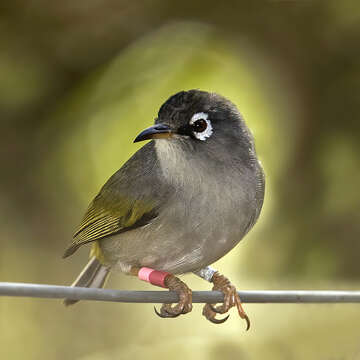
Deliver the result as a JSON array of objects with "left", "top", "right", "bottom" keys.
[
  {"left": 189, "top": 112, "right": 213, "bottom": 141},
  {"left": 192, "top": 119, "right": 208, "bottom": 133}
]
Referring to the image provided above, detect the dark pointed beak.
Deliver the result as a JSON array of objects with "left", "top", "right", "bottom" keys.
[{"left": 133, "top": 124, "right": 173, "bottom": 143}]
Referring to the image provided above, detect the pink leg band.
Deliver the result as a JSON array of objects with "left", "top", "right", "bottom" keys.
[{"left": 138, "top": 267, "right": 170, "bottom": 288}]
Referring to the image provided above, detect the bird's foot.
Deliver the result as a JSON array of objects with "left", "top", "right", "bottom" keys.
[
  {"left": 154, "top": 274, "right": 192, "bottom": 318},
  {"left": 202, "top": 272, "right": 250, "bottom": 329}
]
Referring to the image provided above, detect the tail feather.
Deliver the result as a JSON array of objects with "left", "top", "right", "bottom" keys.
[{"left": 64, "top": 256, "right": 110, "bottom": 306}]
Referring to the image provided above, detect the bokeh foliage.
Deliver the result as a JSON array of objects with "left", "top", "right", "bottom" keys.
[{"left": 1, "top": 1, "right": 360, "bottom": 359}]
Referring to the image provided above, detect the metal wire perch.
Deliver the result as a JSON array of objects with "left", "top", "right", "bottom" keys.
[{"left": 1, "top": 282, "right": 360, "bottom": 303}]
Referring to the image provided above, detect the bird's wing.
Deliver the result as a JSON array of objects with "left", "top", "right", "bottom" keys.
[
  {"left": 63, "top": 142, "right": 169, "bottom": 258},
  {"left": 63, "top": 194, "right": 158, "bottom": 258}
]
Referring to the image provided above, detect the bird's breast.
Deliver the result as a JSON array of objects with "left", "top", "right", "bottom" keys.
[{"left": 100, "top": 140, "right": 261, "bottom": 274}]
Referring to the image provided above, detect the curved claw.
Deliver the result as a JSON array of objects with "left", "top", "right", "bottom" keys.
[
  {"left": 153, "top": 306, "right": 181, "bottom": 318},
  {"left": 243, "top": 313, "right": 251, "bottom": 331},
  {"left": 209, "top": 304, "right": 223, "bottom": 314},
  {"left": 208, "top": 314, "right": 230, "bottom": 324},
  {"left": 235, "top": 296, "right": 251, "bottom": 330}
]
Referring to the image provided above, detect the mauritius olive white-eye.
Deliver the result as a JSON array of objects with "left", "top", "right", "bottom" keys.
[{"left": 63, "top": 89, "right": 265, "bottom": 326}]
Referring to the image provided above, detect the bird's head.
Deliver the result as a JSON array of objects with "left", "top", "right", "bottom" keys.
[{"left": 134, "top": 90, "right": 256, "bottom": 166}]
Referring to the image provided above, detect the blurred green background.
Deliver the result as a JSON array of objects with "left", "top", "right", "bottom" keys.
[{"left": 1, "top": 1, "right": 360, "bottom": 359}]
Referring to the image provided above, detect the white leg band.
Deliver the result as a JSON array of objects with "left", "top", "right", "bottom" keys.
[{"left": 193, "top": 266, "right": 217, "bottom": 282}]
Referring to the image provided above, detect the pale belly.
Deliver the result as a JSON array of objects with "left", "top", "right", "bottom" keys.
[{"left": 99, "top": 194, "right": 254, "bottom": 274}]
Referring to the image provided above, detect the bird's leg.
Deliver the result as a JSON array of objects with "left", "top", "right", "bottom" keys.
[
  {"left": 194, "top": 267, "right": 250, "bottom": 328},
  {"left": 130, "top": 266, "right": 192, "bottom": 318},
  {"left": 156, "top": 274, "right": 193, "bottom": 317}
]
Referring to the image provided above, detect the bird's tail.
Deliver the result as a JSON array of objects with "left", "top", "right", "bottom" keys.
[{"left": 63, "top": 256, "right": 110, "bottom": 306}]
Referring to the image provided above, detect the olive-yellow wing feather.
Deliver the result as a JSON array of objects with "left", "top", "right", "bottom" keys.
[
  {"left": 63, "top": 194, "right": 158, "bottom": 258},
  {"left": 63, "top": 142, "right": 167, "bottom": 259}
]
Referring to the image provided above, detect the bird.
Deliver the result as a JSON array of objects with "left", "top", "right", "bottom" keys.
[{"left": 63, "top": 89, "right": 265, "bottom": 327}]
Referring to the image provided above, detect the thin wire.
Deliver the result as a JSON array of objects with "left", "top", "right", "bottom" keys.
[{"left": 1, "top": 282, "right": 360, "bottom": 303}]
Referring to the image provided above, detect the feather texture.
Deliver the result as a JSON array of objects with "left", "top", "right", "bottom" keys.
[
  {"left": 63, "top": 256, "right": 110, "bottom": 306},
  {"left": 63, "top": 143, "right": 165, "bottom": 259}
]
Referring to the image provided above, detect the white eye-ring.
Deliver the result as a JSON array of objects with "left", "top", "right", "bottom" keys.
[{"left": 189, "top": 112, "right": 213, "bottom": 141}]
